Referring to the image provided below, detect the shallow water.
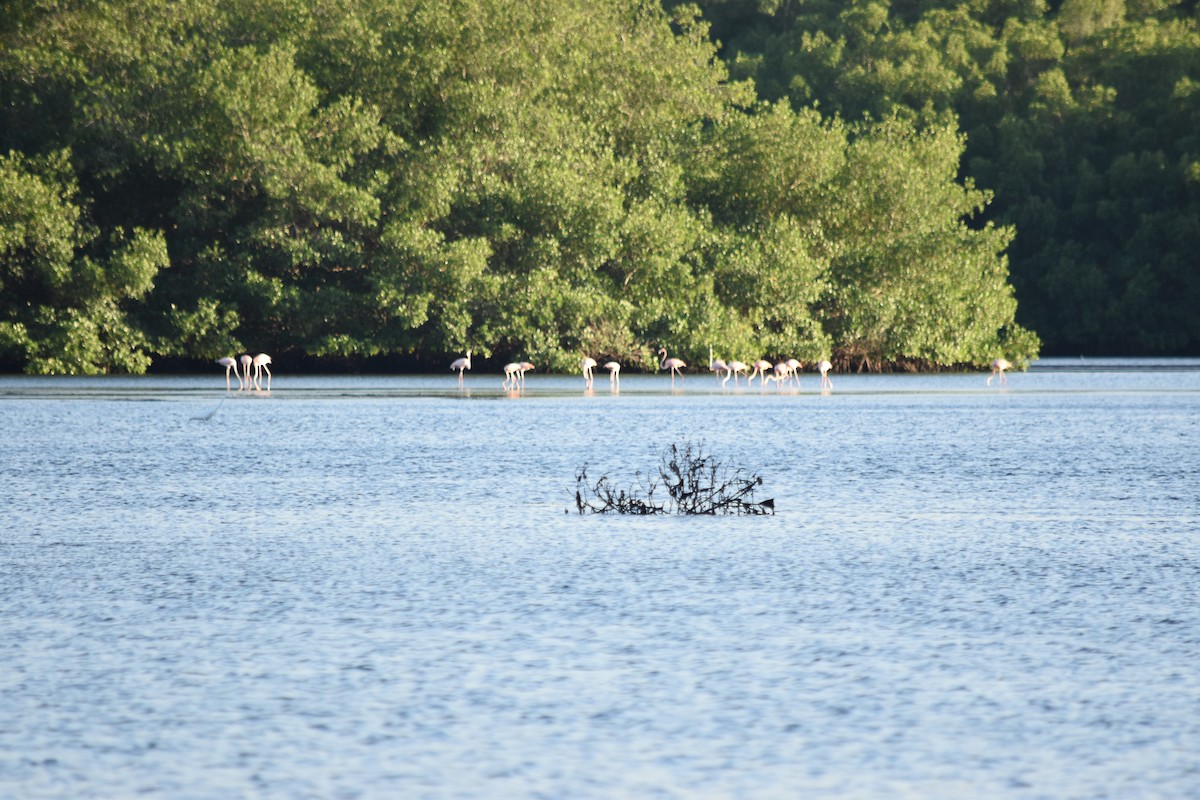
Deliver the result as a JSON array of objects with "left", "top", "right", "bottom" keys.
[{"left": 2, "top": 359, "right": 1199, "bottom": 798}]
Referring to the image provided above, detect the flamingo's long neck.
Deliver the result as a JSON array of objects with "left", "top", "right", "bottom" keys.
[{"left": 660, "top": 350, "right": 667, "bottom": 370}]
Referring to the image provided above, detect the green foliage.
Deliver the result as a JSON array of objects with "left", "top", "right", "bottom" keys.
[
  {"left": 693, "top": 0, "right": 1199, "bottom": 355},
  {"left": 0, "top": 150, "right": 167, "bottom": 373},
  {"left": 1, "top": 0, "right": 1038, "bottom": 373}
]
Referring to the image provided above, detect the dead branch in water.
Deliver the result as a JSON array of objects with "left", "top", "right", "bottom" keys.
[{"left": 574, "top": 442, "right": 774, "bottom": 516}]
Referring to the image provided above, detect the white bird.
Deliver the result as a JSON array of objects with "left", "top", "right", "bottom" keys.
[
  {"left": 604, "top": 361, "right": 620, "bottom": 387},
  {"left": 769, "top": 360, "right": 792, "bottom": 386},
  {"left": 987, "top": 358, "right": 1011, "bottom": 386},
  {"left": 502, "top": 362, "right": 522, "bottom": 390},
  {"left": 450, "top": 350, "right": 472, "bottom": 384},
  {"left": 709, "top": 346, "right": 729, "bottom": 384},
  {"left": 723, "top": 360, "right": 748, "bottom": 387},
  {"left": 658, "top": 348, "right": 686, "bottom": 385},
  {"left": 581, "top": 357, "right": 598, "bottom": 388},
  {"left": 190, "top": 397, "right": 225, "bottom": 421},
  {"left": 786, "top": 358, "right": 802, "bottom": 387},
  {"left": 238, "top": 354, "right": 253, "bottom": 391},
  {"left": 252, "top": 353, "right": 272, "bottom": 391},
  {"left": 216, "top": 357, "right": 242, "bottom": 392},
  {"left": 518, "top": 361, "right": 535, "bottom": 387},
  {"left": 748, "top": 359, "right": 773, "bottom": 386},
  {"left": 818, "top": 359, "right": 833, "bottom": 389}
]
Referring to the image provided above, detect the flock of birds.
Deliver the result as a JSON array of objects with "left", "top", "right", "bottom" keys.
[
  {"left": 215, "top": 354, "right": 273, "bottom": 392},
  {"left": 447, "top": 347, "right": 1008, "bottom": 389},
  {"left": 210, "top": 350, "right": 1011, "bottom": 392}
]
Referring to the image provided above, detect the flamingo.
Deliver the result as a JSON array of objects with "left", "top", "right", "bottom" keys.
[
  {"left": 502, "top": 362, "right": 521, "bottom": 390},
  {"left": 450, "top": 350, "right": 471, "bottom": 384},
  {"left": 581, "top": 357, "right": 598, "bottom": 388},
  {"left": 723, "top": 360, "right": 748, "bottom": 387},
  {"left": 769, "top": 360, "right": 792, "bottom": 387},
  {"left": 987, "top": 358, "right": 1011, "bottom": 386},
  {"left": 658, "top": 347, "right": 686, "bottom": 385},
  {"left": 518, "top": 361, "right": 535, "bottom": 387},
  {"left": 604, "top": 361, "right": 620, "bottom": 387},
  {"left": 786, "top": 358, "right": 802, "bottom": 387},
  {"left": 252, "top": 353, "right": 272, "bottom": 391},
  {"left": 818, "top": 359, "right": 833, "bottom": 389},
  {"left": 709, "top": 346, "right": 728, "bottom": 384},
  {"left": 216, "top": 357, "right": 242, "bottom": 391},
  {"left": 749, "top": 359, "right": 773, "bottom": 386},
  {"left": 238, "top": 354, "right": 253, "bottom": 391}
]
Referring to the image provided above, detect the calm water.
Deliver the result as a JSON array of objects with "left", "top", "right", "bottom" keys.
[{"left": 2, "top": 358, "right": 1199, "bottom": 798}]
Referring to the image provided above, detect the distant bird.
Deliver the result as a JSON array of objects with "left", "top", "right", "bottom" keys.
[
  {"left": 723, "top": 360, "right": 748, "bottom": 387},
  {"left": 581, "top": 357, "right": 598, "bottom": 388},
  {"left": 770, "top": 360, "right": 793, "bottom": 386},
  {"left": 749, "top": 359, "right": 773, "bottom": 386},
  {"left": 238, "top": 354, "right": 253, "bottom": 391},
  {"left": 786, "top": 358, "right": 802, "bottom": 387},
  {"left": 502, "top": 362, "right": 521, "bottom": 390},
  {"left": 190, "top": 397, "right": 225, "bottom": 421},
  {"left": 658, "top": 347, "right": 686, "bottom": 385},
  {"left": 709, "top": 346, "right": 728, "bottom": 383},
  {"left": 518, "top": 361, "right": 535, "bottom": 387},
  {"left": 216, "top": 357, "right": 242, "bottom": 392},
  {"left": 450, "top": 350, "right": 472, "bottom": 384},
  {"left": 818, "top": 359, "right": 833, "bottom": 389},
  {"left": 987, "top": 358, "right": 1011, "bottom": 386},
  {"left": 604, "top": 361, "right": 620, "bottom": 387},
  {"left": 252, "top": 353, "right": 272, "bottom": 391}
]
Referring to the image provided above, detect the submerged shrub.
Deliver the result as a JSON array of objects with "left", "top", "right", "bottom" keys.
[{"left": 574, "top": 442, "right": 774, "bottom": 515}]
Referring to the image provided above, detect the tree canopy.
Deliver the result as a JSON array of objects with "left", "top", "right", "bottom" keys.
[
  {"left": 691, "top": 0, "right": 1200, "bottom": 356},
  {"left": 1, "top": 0, "right": 1041, "bottom": 374}
]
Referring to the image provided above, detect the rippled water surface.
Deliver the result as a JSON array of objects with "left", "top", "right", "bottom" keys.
[{"left": 3, "top": 359, "right": 1199, "bottom": 798}]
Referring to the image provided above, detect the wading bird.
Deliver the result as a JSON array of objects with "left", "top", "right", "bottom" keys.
[
  {"left": 749, "top": 359, "right": 774, "bottom": 386},
  {"left": 191, "top": 397, "right": 225, "bottom": 421},
  {"left": 216, "top": 357, "right": 242, "bottom": 392},
  {"left": 581, "top": 357, "right": 598, "bottom": 388},
  {"left": 252, "top": 353, "right": 272, "bottom": 391},
  {"left": 818, "top": 359, "right": 833, "bottom": 389},
  {"left": 658, "top": 348, "right": 686, "bottom": 385},
  {"left": 770, "top": 360, "right": 793, "bottom": 387},
  {"left": 238, "top": 354, "right": 253, "bottom": 390},
  {"left": 709, "top": 347, "right": 728, "bottom": 384},
  {"left": 723, "top": 360, "right": 748, "bottom": 387},
  {"left": 450, "top": 350, "right": 472, "bottom": 384},
  {"left": 786, "top": 358, "right": 802, "bottom": 387},
  {"left": 518, "top": 362, "right": 535, "bottom": 387},
  {"left": 502, "top": 362, "right": 521, "bottom": 390},
  {"left": 604, "top": 361, "right": 620, "bottom": 387},
  {"left": 987, "top": 358, "right": 1011, "bottom": 386}
]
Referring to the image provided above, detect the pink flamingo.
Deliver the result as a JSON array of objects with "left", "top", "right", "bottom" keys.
[
  {"left": 238, "top": 354, "right": 253, "bottom": 391},
  {"left": 658, "top": 347, "right": 686, "bottom": 385},
  {"left": 518, "top": 361, "right": 535, "bottom": 387},
  {"left": 252, "top": 353, "right": 272, "bottom": 391},
  {"left": 604, "top": 361, "right": 620, "bottom": 387},
  {"left": 987, "top": 358, "right": 1011, "bottom": 386},
  {"left": 581, "top": 357, "right": 598, "bottom": 388},
  {"left": 723, "top": 360, "right": 747, "bottom": 387},
  {"left": 709, "top": 346, "right": 729, "bottom": 384},
  {"left": 818, "top": 359, "right": 833, "bottom": 389},
  {"left": 216, "top": 357, "right": 242, "bottom": 391},
  {"left": 786, "top": 358, "right": 802, "bottom": 387},
  {"left": 769, "top": 360, "right": 793, "bottom": 387},
  {"left": 502, "top": 362, "right": 521, "bottom": 390},
  {"left": 748, "top": 359, "right": 773, "bottom": 386},
  {"left": 450, "top": 350, "right": 471, "bottom": 384}
]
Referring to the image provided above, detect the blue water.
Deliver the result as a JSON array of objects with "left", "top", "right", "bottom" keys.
[{"left": 2, "top": 359, "right": 1199, "bottom": 798}]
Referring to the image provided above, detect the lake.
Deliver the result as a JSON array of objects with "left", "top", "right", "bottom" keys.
[{"left": 2, "top": 358, "right": 1198, "bottom": 798}]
